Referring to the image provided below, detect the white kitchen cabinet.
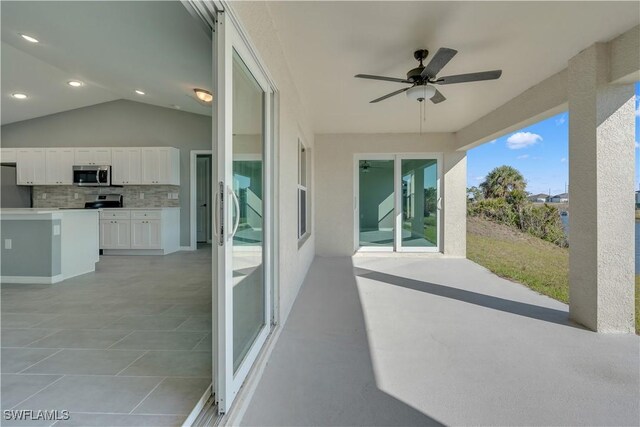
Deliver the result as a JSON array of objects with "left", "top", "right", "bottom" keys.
[
  {"left": 131, "top": 219, "right": 162, "bottom": 249},
  {"left": 141, "top": 147, "right": 180, "bottom": 185},
  {"left": 74, "top": 148, "right": 112, "bottom": 165},
  {"left": 16, "top": 149, "right": 46, "bottom": 185},
  {"left": 100, "top": 208, "right": 180, "bottom": 255},
  {"left": 1, "top": 148, "right": 17, "bottom": 163},
  {"left": 45, "top": 148, "right": 75, "bottom": 185},
  {"left": 112, "top": 148, "right": 141, "bottom": 185},
  {"left": 100, "top": 219, "right": 131, "bottom": 250}
]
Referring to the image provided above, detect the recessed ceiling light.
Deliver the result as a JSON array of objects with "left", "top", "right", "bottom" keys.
[
  {"left": 67, "top": 80, "right": 83, "bottom": 87},
  {"left": 11, "top": 93, "right": 28, "bottom": 99},
  {"left": 194, "top": 88, "right": 213, "bottom": 103},
  {"left": 19, "top": 34, "right": 39, "bottom": 43},
  {"left": 135, "top": 89, "right": 145, "bottom": 95}
]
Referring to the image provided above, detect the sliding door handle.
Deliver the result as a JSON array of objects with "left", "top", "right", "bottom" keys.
[{"left": 229, "top": 185, "right": 241, "bottom": 239}]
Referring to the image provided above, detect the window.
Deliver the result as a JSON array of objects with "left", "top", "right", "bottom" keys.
[{"left": 298, "top": 138, "right": 309, "bottom": 239}]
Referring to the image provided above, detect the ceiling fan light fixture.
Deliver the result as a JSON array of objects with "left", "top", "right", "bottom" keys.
[
  {"left": 11, "top": 93, "right": 28, "bottom": 99},
  {"left": 406, "top": 85, "right": 436, "bottom": 102},
  {"left": 194, "top": 88, "right": 213, "bottom": 103},
  {"left": 67, "top": 80, "right": 83, "bottom": 87}
]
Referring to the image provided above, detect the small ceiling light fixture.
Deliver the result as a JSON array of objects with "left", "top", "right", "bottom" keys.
[
  {"left": 406, "top": 85, "right": 436, "bottom": 102},
  {"left": 67, "top": 80, "right": 84, "bottom": 87},
  {"left": 194, "top": 88, "right": 213, "bottom": 103},
  {"left": 135, "top": 89, "right": 145, "bottom": 95},
  {"left": 19, "top": 33, "right": 39, "bottom": 43},
  {"left": 11, "top": 93, "right": 28, "bottom": 99},
  {"left": 171, "top": 105, "right": 181, "bottom": 110}
]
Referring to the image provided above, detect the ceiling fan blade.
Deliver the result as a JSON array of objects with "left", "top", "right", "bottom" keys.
[
  {"left": 421, "top": 47, "right": 458, "bottom": 79},
  {"left": 370, "top": 87, "right": 410, "bottom": 103},
  {"left": 355, "top": 74, "right": 410, "bottom": 84},
  {"left": 434, "top": 70, "right": 502, "bottom": 85},
  {"left": 430, "top": 89, "right": 446, "bottom": 104}
]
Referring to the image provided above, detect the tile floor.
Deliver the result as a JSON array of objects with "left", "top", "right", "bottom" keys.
[{"left": 1, "top": 245, "right": 212, "bottom": 427}]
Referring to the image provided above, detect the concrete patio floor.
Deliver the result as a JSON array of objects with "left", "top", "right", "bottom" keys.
[{"left": 240, "top": 256, "right": 639, "bottom": 426}]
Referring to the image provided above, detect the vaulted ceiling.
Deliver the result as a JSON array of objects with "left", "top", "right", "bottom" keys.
[{"left": 1, "top": 1, "right": 212, "bottom": 125}]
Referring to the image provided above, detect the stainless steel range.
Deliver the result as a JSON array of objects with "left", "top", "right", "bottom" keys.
[{"left": 84, "top": 194, "right": 123, "bottom": 209}]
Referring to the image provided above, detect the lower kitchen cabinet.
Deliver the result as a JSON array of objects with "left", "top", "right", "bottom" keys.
[
  {"left": 100, "top": 219, "right": 131, "bottom": 249},
  {"left": 99, "top": 208, "right": 180, "bottom": 255},
  {"left": 131, "top": 219, "right": 161, "bottom": 249}
]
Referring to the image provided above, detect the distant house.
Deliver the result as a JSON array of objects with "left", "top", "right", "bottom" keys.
[
  {"left": 550, "top": 193, "right": 569, "bottom": 203},
  {"left": 528, "top": 193, "right": 549, "bottom": 203}
]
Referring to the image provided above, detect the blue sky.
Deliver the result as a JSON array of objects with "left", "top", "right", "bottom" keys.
[{"left": 467, "top": 82, "right": 640, "bottom": 196}]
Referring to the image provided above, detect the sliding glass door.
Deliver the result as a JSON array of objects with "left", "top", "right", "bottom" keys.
[
  {"left": 215, "top": 12, "right": 273, "bottom": 414},
  {"left": 355, "top": 154, "right": 441, "bottom": 253}
]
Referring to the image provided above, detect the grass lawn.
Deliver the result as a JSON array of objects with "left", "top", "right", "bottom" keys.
[{"left": 467, "top": 217, "right": 639, "bottom": 334}]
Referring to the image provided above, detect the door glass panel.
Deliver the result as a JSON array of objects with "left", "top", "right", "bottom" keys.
[
  {"left": 232, "top": 50, "right": 265, "bottom": 372},
  {"left": 359, "top": 159, "right": 394, "bottom": 247},
  {"left": 401, "top": 159, "right": 437, "bottom": 248}
]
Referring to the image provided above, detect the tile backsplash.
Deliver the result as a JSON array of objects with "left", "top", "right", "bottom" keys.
[{"left": 32, "top": 185, "right": 180, "bottom": 208}]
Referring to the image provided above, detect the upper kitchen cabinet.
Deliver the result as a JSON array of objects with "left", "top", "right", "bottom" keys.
[
  {"left": 16, "top": 148, "right": 46, "bottom": 185},
  {"left": 45, "top": 148, "right": 75, "bottom": 185},
  {"left": 74, "top": 148, "right": 112, "bottom": 165},
  {"left": 1, "top": 148, "right": 17, "bottom": 163},
  {"left": 112, "top": 148, "right": 142, "bottom": 185},
  {"left": 141, "top": 147, "right": 180, "bottom": 185}
]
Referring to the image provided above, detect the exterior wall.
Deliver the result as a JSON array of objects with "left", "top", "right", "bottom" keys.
[
  {"left": 231, "top": 2, "right": 316, "bottom": 324},
  {"left": 0, "top": 99, "right": 211, "bottom": 247},
  {"left": 315, "top": 133, "right": 466, "bottom": 257}
]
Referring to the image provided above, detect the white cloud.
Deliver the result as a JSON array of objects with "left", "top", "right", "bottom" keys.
[
  {"left": 474, "top": 176, "right": 484, "bottom": 181},
  {"left": 560, "top": 157, "right": 567, "bottom": 162},
  {"left": 636, "top": 104, "right": 640, "bottom": 117},
  {"left": 489, "top": 139, "right": 497, "bottom": 144},
  {"left": 555, "top": 115, "right": 567, "bottom": 125},
  {"left": 517, "top": 154, "right": 529, "bottom": 159},
  {"left": 506, "top": 132, "right": 543, "bottom": 150},
  {"left": 635, "top": 141, "right": 640, "bottom": 149}
]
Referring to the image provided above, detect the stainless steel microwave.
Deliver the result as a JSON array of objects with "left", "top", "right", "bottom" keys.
[{"left": 73, "top": 165, "right": 111, "bottom": 186}]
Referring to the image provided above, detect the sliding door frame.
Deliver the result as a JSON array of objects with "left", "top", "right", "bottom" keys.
[
  {"left": 215, "top": 9, "right": 277, "bottom": 415},
  {"left": 353, "top": 153, "right": 442, "bottom": 254}
]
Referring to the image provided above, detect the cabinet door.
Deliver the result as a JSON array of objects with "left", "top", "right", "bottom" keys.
[
  {"left": 45, "top": 148, "right": 73, "bottom": 185},
  {"left": 1, "top": 148, "right": 17, "bottom": 163},
  {"left": 31, "top": 149, "right": 47, "bottom": 185},
  {"left": 16, "top": 149, "right": 34, "bottom": 185},
  {"left": 156, "top": 148, "right": 171, "bottom": 184},
  {"left": 141, "top": 148, "right": 159, "bottom": 184},
  {"left": 114, "top": 220, "right": 131, "bottom": 249},
  {"left": 130, "top": 219, "right": 149, "bottom": 249},
  {"left": 100, "top": 220, "right": 114, "bottom": 248},
  {"left": 100, "top": 220, "right": 131, "bottom": 249},
  {"left": 93, "top": 148, "right": 112, "bottom": 165},
  {"left": 126, "top": 149, "right": 141, "bottom": 184},
  {"left": 74, "top": 148, "right": 94, "bottom": 165},
  {"left": 148, "top": 220, "right": 162, "bottom": 249},
  {"left": 111, "top": 149, "right": 128, "bottom": 185}
]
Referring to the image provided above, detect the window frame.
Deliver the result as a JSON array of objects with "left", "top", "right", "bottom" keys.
[{"left": 298, "top": 137, "right": 310, "bottom": 242}]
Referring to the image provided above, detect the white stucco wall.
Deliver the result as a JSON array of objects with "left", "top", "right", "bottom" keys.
[
  {"left": 230, "top": 2, "right": 315, "bottom": 325},
  {"left": 315, "top": 133, "right": 466, "bottom": 257}
]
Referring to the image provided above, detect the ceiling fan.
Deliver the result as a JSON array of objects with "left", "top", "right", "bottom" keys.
[
  {"left": 355, "top": 48, "right": 502, "bottom": 104},
  {"left": 359, "top": 160, "right": 386, "bottom": 173}
]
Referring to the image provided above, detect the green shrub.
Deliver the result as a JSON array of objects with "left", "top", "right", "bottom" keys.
[
  {"left": 467, "top": 197, "right": 517, "bottom": 226},
  {"left": 517, "top": 204, "right": 568, "bottom": 247}
]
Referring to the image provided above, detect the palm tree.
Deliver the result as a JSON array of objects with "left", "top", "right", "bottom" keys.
[{"left": 480, "top": 165, "right": 526, "bottom": 199}]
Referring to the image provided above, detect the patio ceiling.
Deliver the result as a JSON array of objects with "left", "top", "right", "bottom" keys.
[{"left": 265, "top": 1, "right": 640, "bottom": 134}]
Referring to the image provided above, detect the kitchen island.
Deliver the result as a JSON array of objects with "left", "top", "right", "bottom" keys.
[{"left": 0, "top": 208, "right": 99, "bottom": 284}]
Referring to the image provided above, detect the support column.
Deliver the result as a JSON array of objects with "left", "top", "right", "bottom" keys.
[
  {"left": 443, "top": 151, "right": 467, "bottom": 257},
  {"left": 568, "top": 42, "right": 636, "bottom": 333}
]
